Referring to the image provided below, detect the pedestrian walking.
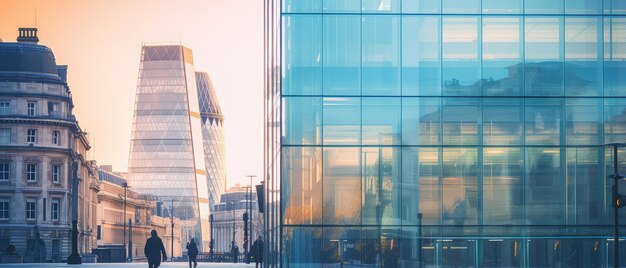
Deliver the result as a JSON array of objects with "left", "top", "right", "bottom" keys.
[
  {"left": 186, "top": 238, "right": 198, "bottom": 268},
  {"left": 144, "top": 230, "right": 167, "bottom": 268},
  {"left": 252, "top": 236, "right": 264, "bottom": 268},
  {"left": 233, "top": 245, "right": 240, "bottom": 263}
]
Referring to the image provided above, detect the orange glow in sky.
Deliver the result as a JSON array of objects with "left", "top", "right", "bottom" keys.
[{"left": 0, "top": 0, "right": 263, "bottom": 187}]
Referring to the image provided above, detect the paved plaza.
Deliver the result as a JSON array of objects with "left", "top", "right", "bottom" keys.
[{"left": 0, "top": 262, "right": 255, "bottom": 268}]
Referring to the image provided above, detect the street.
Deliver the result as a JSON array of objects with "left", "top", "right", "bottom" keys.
[{"left": 0, "top": 262, "right": 255, "bottom": 268}]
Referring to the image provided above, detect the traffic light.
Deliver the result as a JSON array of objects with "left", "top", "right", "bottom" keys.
[
  {"left": 615, "top": 193, "right": 626, "bottom": 208},
  {"left": 243, "top": 212, "right": 248, "bottom": 222},
  {"left": 244, "top": 236, "right": 248, "bottom": 245}
]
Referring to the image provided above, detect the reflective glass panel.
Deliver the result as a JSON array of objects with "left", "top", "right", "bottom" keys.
[
  {"left": 565, "top": 17, "right": 602, "bottom": 96},
  {"left": 604, "top": 98, "right": 626, "bottom": 143},
  {"left": 483, "top": 17, "right": 523, "bottom": 96},
  {"left": 525, "top": 148, "right": 564, "bottom": 225},
  {"left": 323, "top": 15, "right": 361, "bottom": 95},
  {"left": 525, "top": 17, "right": 563, "bottom": 96},
  {"left": 282, "top": 147, "right": 322, "bottom": 224},
  {"left": 565, "top": 98, "right": 601, "bottom": 145},
  {"left": 283, "top": 97, "right": 322, "bottom": 145},
  {"left": 362, "top": 15, "right": 401, "bottom": 95},
  {"left": 483, "top": 147, "right": 523, "bottom": 225},
  {"left": 362, "top": 147, "right": 401, "bottom": 225},
  {"left": 566, "top": 148, "right": 602, "bottom": 225},
  {"left": 482, "top": 0, "right": 522, "bottom": 14},
  {"left": 442, "top": 148, "right": 478, "bottom": 225},
  {"left": 402, "top": 97, "right": 441, "bottom": 145},
  {"left": 483, "top": 99, "right": 523, "bottom": 145},
  {"left": 442, "top": 0, "right": 480, "bottom": 14},
  {"left": 282, "top": 227, "right": 322, "bottom": 266},
  {"left": 283, "top": 0, "right": 322, "bottom": 13},
  {"left": 402, "top": 0, "right": 441, "bottom": 13},
  {"left": 362, "top": 97, "right": 400, "bottom": 145},
  {"left": 566, "top": 0, "right": 602, "bottom": 14},
  {"left": 362, "top": 0, "right": 400, "bottom": 12},
  {"left": 525, "top": 99, "right": 563, "bottom": 145},
  {"left": 321, "top": 228, "right": 361, "bottom": 264},
  {"left": 403, "top": 16, "right": 441, "bottom": 96},
  {"left": 443, "top": 17, "right": 480, "bottom": 96},
  {"left": 442, "top": 98, "right": 480, "bottom": 145},
  {"left": 323, "top": 97, "right": 361, "bottom": 145},
  {"left": 402, "top": 147, "right": 441, "bottom": 225},
  {"left": 525, "top": 0, "right": 564, "bottom": 14},
  {"left": 322, "top": 147, "right": 361, "bottom": 224},
  {"left": 283, "top": 15, "right": 322, "bottom": 95},
  {"left": 323, "top": 0, "right": 360, "bottom": 13},
  {"left": 604, "top": 17, "right": 626, "bottom": 96}
]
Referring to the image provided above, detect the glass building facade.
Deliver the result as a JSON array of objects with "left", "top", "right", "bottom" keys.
[
  {"left": 196, "top": 72, "right": 227, "bottom": 208},
  {"left": 128, "top": 45, "right": 211, "bottom": 249},
  {"left": 265, "top": 0, "right": 626, "bottom": 267}
]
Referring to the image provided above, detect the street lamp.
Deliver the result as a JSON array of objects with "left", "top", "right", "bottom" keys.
[
  {"left": 246, "top": 175, "right": 256, "bottom": 263},
  {"left": 605, "top": 143, "right": 626, "bottom": 268},
  {"left": 67, "top": 161, "right": 81, "bottom": 264},
  {"left": 122, "top": 181, "right": 129, "bottom": 262},
  {"left": 169, "top": 199, "right": 174, "bottom": 262}
]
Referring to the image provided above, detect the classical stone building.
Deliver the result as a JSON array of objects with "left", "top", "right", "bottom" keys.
[
  {"left": 0, "top": 28, "right": 99, "bottom": 263},
  {"left": 211, "top": 184, "right": 261, "bottom": 254},
  {"left": 96, "top": 166, "right": 182, "bottom": 261}
]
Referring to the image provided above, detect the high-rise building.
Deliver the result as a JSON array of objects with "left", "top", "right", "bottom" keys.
[
  {"left": 265, "top": 1, "right": 626, "bottom": 267},
  {"left": 195, "top": 72, "right": 227, "bottom": 208},
  {"left": 0, "top": 28, "right": 98, "bottom": 263},
  {"left": 127, "top": 44, "right": 210, "bottom": 249}
]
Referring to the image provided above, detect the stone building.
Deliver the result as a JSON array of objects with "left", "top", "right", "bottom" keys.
[
  {"left": 211, "top": 184, "right": 262, "bottom": 254},
  {"left": 0, "top": 28, "right": 98, "bottom": 263},
  {"left": 96, "top": 166, "right": 182, "bottom": 261}
]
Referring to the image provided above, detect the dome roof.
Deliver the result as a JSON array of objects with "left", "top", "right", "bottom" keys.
[{"left": 0, "top": 42, "right": 61, "bottom": 82}]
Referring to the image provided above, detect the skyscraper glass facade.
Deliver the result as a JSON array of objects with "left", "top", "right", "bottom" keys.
[
  {"left": 265, "top": 0, "right": 626, "bottom": 266},
  {"left": 128, "top": 45, "right": 211, "bottom": 248},
  {"left": 196, "top": 72, "right": 227, "bottom": 208}
]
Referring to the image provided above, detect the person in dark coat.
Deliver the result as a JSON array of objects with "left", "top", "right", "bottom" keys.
[
  {"left": 233, "top": 245, "right": 239, "bottom": 263},
  {"left": 252, "top": 236, "right": 263, "bottom": 268},
  {"left": 186, "top": 238, "right": 198, "bottom": 268},
  {"left": 144, "top": 230, "right": 167, "bottom": 268}
]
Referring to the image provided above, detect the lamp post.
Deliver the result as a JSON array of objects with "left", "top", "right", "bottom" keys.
[
  {"left": 122, "top": 181, "right": 128, "bottom": 262},
  {"left": 606, "top": 143, "right": 626, "bottom": 268},
  {"left": 246, "top": 175, "right": 256, "bottom": 263},
  {"left": 210, "top": 214, "right": 214, "bottom": 260},
  {"left": 170, "top": 199, "right": 174, "bottom": 262},
  {"left": 67, "top": 161, "right": 81, "bottom": 264}
]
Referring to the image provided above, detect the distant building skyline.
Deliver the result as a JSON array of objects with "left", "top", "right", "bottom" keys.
[{"left": 0, "top": 0, "right": 263, "bottom": 188}]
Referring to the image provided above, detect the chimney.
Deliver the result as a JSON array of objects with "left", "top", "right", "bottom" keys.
[{"left": 17, "top": 28, "right": 39, "bottom": 44}]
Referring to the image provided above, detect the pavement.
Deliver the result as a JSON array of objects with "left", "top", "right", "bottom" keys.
[{"left": 0, "top": 262, "right": 255, "bottom": 268}]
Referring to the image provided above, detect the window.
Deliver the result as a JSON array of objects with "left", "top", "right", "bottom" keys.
[
  {"left": 52, "top": 130, "right": 60, "bottom": 145},
  {"left": 52, "top": 165, "right": 60, "bottom": 183},
  {"left": 0, "top": 201, "right": 8, "bottom": 219},
  {"left": 48, "top": 102, "right": 60, "bottom": 118},
  {"left": 51, "top": 200, "right": 59, "bottom": 221},
  {"left": 0, "top": 101, "right": 9, "bottom": 115},
  {"left": 26, "top": 199, "right": 36, "bottom": 220},
  {"left": 27, "top": 101, "right": 36, "bottom": 117},
  {"left": 27, "top": 164, "right": 37, "bottom": 182},
  {"left": 0, "top": 163, "right": 9, "bottom": 181},
  {"left": 26, "top": 129, "right": 36, "bottom": 143},
  {"left": 0, "top": 128, "right": 10, "bottom": 144}
]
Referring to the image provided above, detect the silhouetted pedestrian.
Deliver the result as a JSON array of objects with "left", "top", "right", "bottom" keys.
[
  {"left": 233, "top": 245, "right": 240, "bottom": 263},
  {"left": 252, "top": 236, "right": 263, "bottom": 268},
  {"left": 186, "top": 238, "right": 198, "bottom": 268},
  {"left": 144, "top": 230, "right": 167, "bottom": 268}
]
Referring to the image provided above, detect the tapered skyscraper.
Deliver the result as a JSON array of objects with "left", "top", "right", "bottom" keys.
[
  {"left": 196, "top": 72, "right": 227, "bottom": 208},
  {"left": 128, "top": 44, "right": 210, "bottom": 248}
]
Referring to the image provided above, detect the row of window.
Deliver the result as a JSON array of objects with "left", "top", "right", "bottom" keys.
[
  {"left": 0, "top": 128, "right": 62, "bottom": 145},
  {"left": 0, "top": 162, "right": 63, "bottom": 183},
  {"left": 283, "top": 16, "right": 626, "bottom": 97},
  {"left": 0, "top": 100, "right": 63, "bottom": 117},
  {"left": 284, "top": 97, "right": 626, "bottom": 146},
  {"left": 283, "top": 0, "right": 626, "bottom": 14},
  {"left": 0, "top": 198, "right": 60, "bottom": 221}
]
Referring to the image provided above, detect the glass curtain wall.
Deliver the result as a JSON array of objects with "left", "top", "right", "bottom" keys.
[
  {"left": 128, "top": 45, "right": 211, "bottom": 249},
  {"left": 267, "top": 0, "right": 626, "bottom": 267}
]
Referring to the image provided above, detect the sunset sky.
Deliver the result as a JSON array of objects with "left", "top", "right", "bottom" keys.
[{"left": 0, "top": 0, "right": 264, "bottom": 187}]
